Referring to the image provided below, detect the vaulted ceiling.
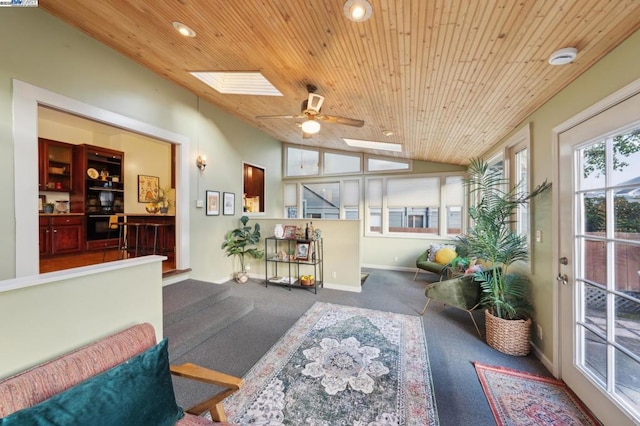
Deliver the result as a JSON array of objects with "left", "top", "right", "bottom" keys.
[{"left": 40, "top": 0, "right": 640, "bottom": 165}]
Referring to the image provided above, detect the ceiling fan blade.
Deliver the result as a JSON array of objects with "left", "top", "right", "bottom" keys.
[
  {"left": 317, "top": 115, "right": 365, "bottom": 127},
  {"left": 256, "top": 114, "right": 305, "bottom": 119}
]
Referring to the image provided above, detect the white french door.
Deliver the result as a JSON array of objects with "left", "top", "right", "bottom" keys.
[{"left": 558, "top": 91, "right": 640, "bottom": 425}]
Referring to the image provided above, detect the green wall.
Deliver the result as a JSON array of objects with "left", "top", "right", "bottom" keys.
[
  {"left": 0, "top": 9, "right": 281, "bottom": 281},
  {"left": 491, "top": 29, "right": 640, "bottom": 364}
]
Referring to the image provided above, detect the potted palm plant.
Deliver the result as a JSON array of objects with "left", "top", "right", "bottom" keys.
[
  {"left": 460, "top": 158, "right": 551, "bottom": 355},
  {"left": 221, "top": 215, "right": 264, "bottom": 283}
]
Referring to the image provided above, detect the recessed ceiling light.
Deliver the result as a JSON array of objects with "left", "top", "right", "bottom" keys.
[
  {"left": 343, "top": 138, "right": 402, "bottom": 152},
  {"left": 343, "top": 0, "right": 373, "bottom": 22},
  {"left": 190, "top": 72, "right": 283, "bottom": 96},
  {"left": 172, "top": 21, "right": 196, "bottom": 37},
  {"left": 548, "top": 47, "right": 577, "bottom": 65}
]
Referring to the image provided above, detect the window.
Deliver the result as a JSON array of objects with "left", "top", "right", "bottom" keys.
[
  {"left": 323, "top": 151, "right": 361, "bottom": 175},
  {"left": 365, "top": 174, "right": 465, "bottom": 237},
  {"left": 302, "top": 182, "right": 340, "bottom": 219},
  {"left": 366, "top": 155, "right": 411, "bottom": 172},
  {"left": 285, "top": 146, "right": 319, "bottom": 177}
]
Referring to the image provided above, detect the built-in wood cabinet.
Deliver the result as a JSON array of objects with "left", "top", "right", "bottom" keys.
[
  {"left": 39, "top": 215, "right": 85, "bottom": 257},
  {"left": 38, "top": 138, "right": 74, "bottom": 192}
]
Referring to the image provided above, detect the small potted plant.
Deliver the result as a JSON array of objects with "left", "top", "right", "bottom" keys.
[
  {"left": 221, "top": 215, "right": 264, "bottom": 283},
  {"left": 43, "top": 202, "right": 55, "bottom": 214}
]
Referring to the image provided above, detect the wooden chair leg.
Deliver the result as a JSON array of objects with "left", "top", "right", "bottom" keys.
[{"left": 420, "top": 298, "right": 431, "bottom": 315}]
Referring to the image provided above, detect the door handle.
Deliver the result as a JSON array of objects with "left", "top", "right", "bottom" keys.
[{"left": 556, "top": 274, "right": 568, "bottom": 285}]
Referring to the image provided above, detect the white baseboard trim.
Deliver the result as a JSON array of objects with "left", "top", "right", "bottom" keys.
[
  {"left": 162, "top": 273, "right": 190, "bottom": 286},
  {"left": 361, "top": 264, "right": 415, "bottom": 273},
  {"left": 530, "top": 341, "right": 557, "bottom": 378},
  {"left": 323, "top": 282, "right": 362, "bottom": 293}
]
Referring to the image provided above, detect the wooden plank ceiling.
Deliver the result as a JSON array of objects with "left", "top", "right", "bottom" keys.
[{"left": 40, "top": 0, "right": 640, "bottom": 165}]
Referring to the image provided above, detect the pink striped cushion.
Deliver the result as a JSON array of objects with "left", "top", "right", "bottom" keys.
[{"left": 0, "top": 323, "right": 156, "bottom": 417}]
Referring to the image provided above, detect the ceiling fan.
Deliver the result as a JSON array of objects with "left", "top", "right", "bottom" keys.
[{"left": 256, "top": 85, "right": 365, "bottom": 138}]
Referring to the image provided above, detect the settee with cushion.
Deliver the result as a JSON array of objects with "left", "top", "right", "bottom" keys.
[
  {"left": 0, "top": 323, "right": 241, "bottom": 425},
  {"left": 413, "top": 243, "right": 468, "bottom": 281}
]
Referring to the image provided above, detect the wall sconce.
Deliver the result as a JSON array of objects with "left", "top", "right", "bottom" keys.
[{"left": 196, "top": 154, "right": 207, "bottom": 171}]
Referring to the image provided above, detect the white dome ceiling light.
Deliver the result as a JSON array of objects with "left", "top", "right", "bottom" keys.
[
  {"left": 548, "top": 47, "right": 578, "bottom": 65},
  {"left": 301, "top": 118, "right": 321, "bottom": 135}
]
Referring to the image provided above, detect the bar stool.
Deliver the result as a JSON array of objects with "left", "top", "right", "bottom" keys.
[
  {"left": 142, "top": 222, "right": 172, "bottom": 255},
  {"left": 118, "top": 222, "right": 144, "bottom": 259}
]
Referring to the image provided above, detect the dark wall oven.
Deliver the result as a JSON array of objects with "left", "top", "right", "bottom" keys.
[{"left": 86, "top": 214, "right": 121, "bottom": 241}]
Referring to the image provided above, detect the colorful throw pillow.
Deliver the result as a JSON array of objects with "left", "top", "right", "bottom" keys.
[
  {"left": 428, "top": 243, "right": 456, "bottom": 262},
  {"left": 0, "top": 338, "right": 183, "bottom": 426},
  {"left": 435, "top": 247, "right": 457, "bottom": 265}
]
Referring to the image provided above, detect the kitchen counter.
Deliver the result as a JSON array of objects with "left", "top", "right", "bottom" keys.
[{"left": 39, "top": 213, "right": 84, "bottom": 216}]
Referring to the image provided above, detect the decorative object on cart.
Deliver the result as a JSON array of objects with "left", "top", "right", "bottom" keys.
[
  {"left": 222, "top": 215, "right": 264, "bottom": 283},
  {"left": 295, "top": 242, "right": 311, "bottom": 260},
  {"left": 223, "top": 192, "right": 235, "bottom": 216},
  {"left": 299, "top": 275, "right": 315, "bottom": 286},
  {"left": 43, "top": 202, "right": 55, "bottom": 214},
  {"left": 138, "top": 175, "right": 159, "bottom": 203},
  {"left": 460, "top": 158, "right": 551, "bottom": 356},
  {"left": 273, "top": 223, "right": 284, "bottom": 239},
  {"left": 313, "top": 228, "right": 322, "bottom": 241},
  {"left": 206, "top": 190, "right": 220, "bottom": 216},
  {"left": 282, "top": 225, "right": 297, "bottom": 239}
]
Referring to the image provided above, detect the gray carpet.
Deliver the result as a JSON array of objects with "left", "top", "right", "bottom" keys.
[{"left": 168, "top": 269, "right": 553, "bottom": 425}]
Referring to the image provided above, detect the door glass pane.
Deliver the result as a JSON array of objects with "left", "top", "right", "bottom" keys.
[
  {"left": 579, "top": 141, "right": 606, "bottom": 190},
  {"left": 583, "top": 328, "right": 607, "bottom": 385},
  {"left": 583, "top": 191, "right": 606, "bottom": 235},
  {"left": 611, "top": 128, "right": 640, "bottom": 186},
  {"left": 614, "top": 189, "right": 640, "bottom": 240},
  {"left": 615, "top": 348, "right": 640, "bottom": 408},
  {"left": 614, "top": 243, "right": 640, "bottom": 292},
  {"left": 583, "top": 282, "right": 607, "bottom": 336},
  {"left": 614, "top": 294, "right": 640, "bottom": 358},
  {"left": 583, "top": 238, "right": 606, "bottom": 286}
]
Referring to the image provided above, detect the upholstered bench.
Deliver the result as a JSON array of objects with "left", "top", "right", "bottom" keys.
[{"left": 0, "top": 323, "right": 241, "bottom": 425}]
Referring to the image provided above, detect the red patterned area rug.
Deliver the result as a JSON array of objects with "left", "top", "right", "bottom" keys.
[{"left": 474, "top": 362, "right": 601, "bottom": 426}]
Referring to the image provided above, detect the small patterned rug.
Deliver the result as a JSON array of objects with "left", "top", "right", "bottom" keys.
[
  {"left": 223, "top": 302, "right": 438, "bottom": 425},
  {"left": 474, "top": 362, "right": 601, "bottom": 425}
]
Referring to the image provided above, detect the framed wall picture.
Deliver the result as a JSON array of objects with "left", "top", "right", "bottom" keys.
[
  {"left": 223, "top": 192, "right": 235, "bottom": 216},
  {"left": 38, "top": 195, "right": 46, "bottom": 212},
  {"left": 283, "top": 225, "right": 297, "bottom": 239},
  {"left": 295, "top": 242, "right": 310, "bottom": 260},
  {"left": 206, "top": 190, "right": 220, "bottom": 216},
  {"left": 138, "top": 175, "right": 159, "bottom": 203}
]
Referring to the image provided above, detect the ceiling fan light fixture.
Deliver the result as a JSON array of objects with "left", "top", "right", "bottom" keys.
[
  {"left": 344, "top": 0, "right": 372, "bottom": 22},
  {"left": 548, "top": 47, "right": 577, "bottom": 65},
  {"left": 172, "top": 21, "right": 196, "bottom": 37},
  {"left": 301, "top": 119, "right": 321, "bottom": 134}
]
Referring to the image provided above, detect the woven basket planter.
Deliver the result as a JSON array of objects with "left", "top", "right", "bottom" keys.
[{"left": 484, "top": 310, "right": 531, "bottom": 356}]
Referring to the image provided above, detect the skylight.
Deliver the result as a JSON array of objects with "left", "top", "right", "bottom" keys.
[
  {"left": 343, "top": 138, "right": 402, "bottom": 152},
  {"left": 190, "top": 72, "right": 282, "bottom": 96}
]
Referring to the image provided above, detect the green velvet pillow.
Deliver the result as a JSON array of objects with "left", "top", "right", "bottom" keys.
[{"left": 0, "top": 338, "right": 183, "bottom": 426}]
